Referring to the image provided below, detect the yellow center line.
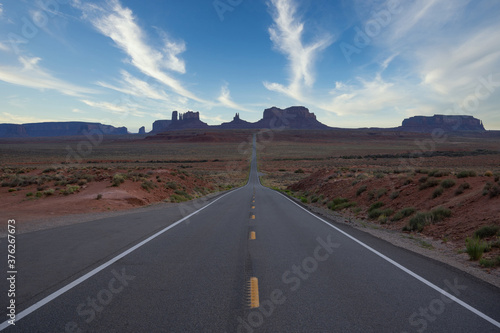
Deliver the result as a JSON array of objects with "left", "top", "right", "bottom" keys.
[
  {"left": 249, "top": 231, "right": 256, "bottom": 240},
  {"left": 251, "top": 215, "right": 255, "bottom": 220},
  {"left": 249, "top": 277, "right": 260, "bottom": 308},
  {"left": 252, "top": 206, "right": 255, "bottom": 209}
]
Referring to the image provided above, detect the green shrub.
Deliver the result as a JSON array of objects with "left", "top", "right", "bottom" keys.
[
  {"left": 419, "top": 178, "right": 440, "bottom": 190},
  {"left": 376, "top": 188, "right": 387, "bottom": 199},
  {"left": 43, "top": 189, "right": 55, "bottom": 196},
  {"left": 392, "top": 207, "right": 416, "bottom": 221},
  {"left": 465, "top": 237, "right": 488, "bottom": 260},
  {"left": 428, "top": 170, "right": 449, "bottom": 177},
  {"left": 300, "top": 196, "right": 308, "bottom": 203},
  {"left": 35, "top": 191, "right": 43, "bottom": 198},
  {"left": 368, "top": 208, "right": 393, "bottom": 220},
  {"left": 141, "top": 181, "right": 156, "bottom": 191},
  {"left": 356, "top": 185, "right": 367, "bottom": 196},
  {"left": 418, "top": 176, "right": 428, "bottom": 183},
  {"left": 480, "top": 256, "right": 500, "bottom": 268},
  {"left": 42, "top": 167, "right": 57, "bottom": 173},
  {"left": 406, "top": 212, "right": 433, "bottom": 232},
  {"left": 390, "top": 191, "right": 399, "bottom": 200},
  {"left": 432, "top": 187, "right": 444, "bottom": 198},
  {"left": 374, "top": 172, "right": 385, "bottom": 179},
  {"left": 454, "top": 182, "right": 470, "bottom": 195},
  {"left": 166, "top": 181, "right": 178, "bottom": 190},
  {"left": 294, "top": 169, "right": 304, "bottom": 174},
  {"left": 170, "top": 194, "right": 188, "bottom": 203},
  {"left": 441, "top": 179, "right": 456, "bottom": 189},
  {"left": 473, "top": 225, "right": 500, "bottom": 239},
  {"left": 327, "top": 197, "right": 356, "bottom": 211},
  {"left": 457, "top": 170, "right": 476, "bottom": 178},
  {"left": 61, "top": 185, "right": 80, "bottom": 195},
  {"left": 369, "top": 201, "right": 385, "bottom": 211},
  {"left": 26, "top": 192, "right": 33, "bottom": 197},
  {"left": 8, "top": 188, "right": 16, "bottom": 193},
  {"left": 367, "top": 190, "right": 375, "bottom": 201},
  {"left": 431, "top": 206, "right": 452, "bottom": 221},
  {"left": 96, "top": 194, "right": 103, "bottom": 200},
  {"left": 112, "top": 173, "right": 126, "bottom": 187}
]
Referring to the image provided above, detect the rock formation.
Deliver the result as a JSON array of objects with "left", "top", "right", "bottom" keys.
[
  {"left": 252, "top": 106, "right": 329, "bottom": 130},
  {"left": 138, "top": 126, "right": 146, "bottom": 134},
  {"left": 0, "top": 122, "right": 128, "bottom": 138},
  {"left": 400, "top": 115, "right": 486, "bottom": 132}
]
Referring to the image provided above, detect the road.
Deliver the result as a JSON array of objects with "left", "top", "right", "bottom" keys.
[{"left": 1, "top": 135, "right": 499, "bottom": 332}]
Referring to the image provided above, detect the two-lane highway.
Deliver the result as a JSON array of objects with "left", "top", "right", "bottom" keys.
[{"left": 1, "top": 135, "right": 499, "bottom": 332}]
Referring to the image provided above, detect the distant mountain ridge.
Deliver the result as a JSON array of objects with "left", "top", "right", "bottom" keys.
[
  {"left": 399, "top": 115, "right": 485, "bottom": 132},
  {"left": 0, "top": 122, "right": 128, "bottom": 138}
]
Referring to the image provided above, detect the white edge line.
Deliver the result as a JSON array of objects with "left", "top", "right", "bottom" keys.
[
  {"left": 276, "top": 191, "right": 500, "bottom": 329},
  {"left": 0, "top": 187, "right": 243, "bottom": 331}
]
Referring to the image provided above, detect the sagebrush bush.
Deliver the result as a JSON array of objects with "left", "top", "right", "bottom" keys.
[
  {"left": 356, "top": 185, "right": 367, "bottom": 196},
  {"left": 466, "top": 237, "right": 488, "bottom": 260},
  {"left": 473, "top": 225, "right": 500, "bottom": 239},
  {"left": 440, "top": 179, "right": 456, "bottom": 188},
  {"left": 392, "top": 207, "right": 416, "bottom": 221}
]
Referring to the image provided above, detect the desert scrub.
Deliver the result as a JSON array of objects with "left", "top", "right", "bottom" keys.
[
  {"left": 61, "top": 185, "right": 80, "bottom": 195},
  {"left": 428, "top": 169, "right": 449, "bottom": 177},
  {"left": 376, "top": 188, "right": 387, "bottom": 199},
  {"left": 165, "top": 181, "right": 178, "bottom": 190},
  {"left": 440, "top": 179, "right": 456, "bottom": 189},
  {"left": 465, "top": 237, "right": 488, "bottom": 260},
  {"left": 392, "top": 207, "right": 416, "bottom": 221},
  {"left": 457, "top": 170, "right": 476, "bottom": 178},
  {"left": 432, "top": 187, "right": 444, "bottom": 198},
  {"left": 327, "top": 197, "right": 356, "bottom": 211},
  {"left": 484, "top": 170, "right": 493, "bottom": 177},
  {"left": 419, "top": 178, "right": 440, "bottom": 190},
  {"left": 480, "top": 256, "right": 500, "bottom": 268},
  {"left": 356, "top": 185, "right": 367, "bottom": 196},
  {"left": 473, "top": 225, "right": 500, "bottom": 239},
  {"left": 389, "top": 191, "right": 399, "bottom": 200},
  {"left": 141, "top": 181, "right": 156, "bottom": 192},
  {"left": 112, "top": 173, "right": 126, "bottom": 187},
  {"left": 174, "top": 190, "right": 192, "bottom": 200},
  {"left": 294, "top": 169, "right": 304, "bottom": 174},
  {"left": 368, "top": 202, "right": 393, "bottom": 220},
  {"left": 404, "top": 207, "right": 451, "bottom": 232},
  {"left": 454, "top": 182, "right": 470, "bottom": 195},
  {"left": 43, "top": 189, "right": 55, "bottom": 196}
]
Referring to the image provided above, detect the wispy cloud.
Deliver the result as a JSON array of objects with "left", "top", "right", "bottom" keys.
[
  {"left": 0, "top": 42, "right": 8, "bottom": 52},
  {"left": 73, "top": 0, "right": 208, "bottom": 103},
  {"left": 0, "top": 3, "right": 3, "bottom": 17},
  {"left": 80, "top": 99, "right": 146, "bottom": 117},
  {"left": 97, "top": 70, "right": 171, "bottom": 101},
  {"left": 0, "top": 112, "right": 54, "bottom": 124},
  {"left": 0, "top": 56, "right": 96, "bottom": 96},
  {"left": 217, "top": 83, "right": 254, "bottom": 113},
  {"left": 264, "top": 0, "right": 334, "bottom": 101}
]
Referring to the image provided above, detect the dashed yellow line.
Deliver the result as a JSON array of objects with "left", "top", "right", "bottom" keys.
[
  {"left": 252, "top": 206, "right": 255, "bottom": 209},
  {"left": 249, "top": 231, "right": 256, "bottom": 240},
  {"left": 249, "top": 277, "right": 260, "bottom": 308},
  {"left": 251, "top": 215, "right": 255, "bottom": 220}
]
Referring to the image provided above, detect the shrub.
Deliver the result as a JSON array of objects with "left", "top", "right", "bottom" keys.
[
  {"left": 294, "top": 169, "right": 304, "bottom": 174},
  {"left": 480, "top": 256, "right": 500, "bottom": 268},
  {"left": 440, "top": 179, "right": 456, "bottom": 189},
  {"left": 392, "top": 207, "right": 416, "bottom": 221},
  {"left": 403, "top": 178, "right": 412, "bottom": 185},
  {"left": 170, "top": 194, "right": 188, "bottom": 203},
  {"left": 473, "top": 225, "right": 500, "bottom": 239},
  {"left": 96, "top": 194, "right": 103, "bottom": 200},
  {"left": 432, "top": 187, "right": 444, "bottom": 198},
  {"left": 457, "top": 170, "right": 476, "bottom": 178},
  {"left": 376, "top": 188, "right": 387, "bottom": 199},
  {"left": 488, "top": 185, "right": 500, "bottom": 198},
  {"left": 42, "top": 167, "right": 57, "bottom": 173},
  {"left": 26, "top": 192, "right": 33, "bottom": 197},
  {"left": 61, "top": 185, "right": 80, "bottom": 195},
  {"left": 43, "top": 189, "right": 55, "bottom": 196},
  {"left": 454, "top": 182, "right": 470, "bottom": 195},
  {"left": 141, "top": 181, "right": 156, "bottom": 191},
  {"left": 369, "top": 208, "right": 393, "bottom": 220},
  {"left": 35, "top": 191, "right": 43, "bottom": 198},
  {"left": 367, "top": 190, "right": 375, "bottom": 201},
  {"left": 431, "top": 206, "right": 452, "bottom": 221},
  {"left": 465, "top": 237, "right": 488, "bottom": 260},
  {"left": 300, "top": 196, "right": 308, "bottom": 203},
  {"left": 328, "top": 197, "right": 356, "bottom": 211},
  {"left": 428, "top": 170, "right": 449, "bottom": 177},
  {"left": 8, "top": 188, "right": 16, "bottom": 193},
  {"left": 406, "top": 212, "right": 433, "bottom": 232},
  {"left": 374, "top": 172, "right": 385, "bottom": 179},
  {"left": 390, "top": 191, "right": 399, "bottom": 200},
  {"left": 419, "top": 178, "right": 440, "bottom": 190},
  {"left": 418, "top": 176, "right": 428, "bottom": 183},
  {"left": 112, "top": 173, "right": 126, "bottom": 187},
  {"left": 369, "top": 201, "right": 385, "bottom": 211},
  {"left": 166, "top": 181, "right": 178, "bottom": 190},
  {"left": 485, "top": 170, "right": 493, "bottom": 177}
]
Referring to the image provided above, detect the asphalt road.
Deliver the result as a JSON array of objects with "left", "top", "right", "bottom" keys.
[{"left": 1, "top": 135, "right": 499, "bottom": 332}]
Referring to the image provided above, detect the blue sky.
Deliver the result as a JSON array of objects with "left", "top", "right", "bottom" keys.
[{"left": 0, "top": 0, "right": 499, "bottom": 132}]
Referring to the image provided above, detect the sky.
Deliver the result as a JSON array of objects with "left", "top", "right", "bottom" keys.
[{"left": 0, "top": 0, "right": 499, "bottom": 132}]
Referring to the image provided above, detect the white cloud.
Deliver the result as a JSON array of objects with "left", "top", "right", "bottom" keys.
[
  {"left": 97, "top": 70, "right": 171, "bottom": 101},
  {"left": 72, "top": 108, "right": 86, "bottom": 114},
  {"left": 264, "top": 0, "right": 334, "bottom": 101},
  {"left": 217, "top": 83, "right": 253, "bottom": 113},
  {"left": 81, "top": 99, "right": 146, "bottom": 117},
  {"left": 0, "top": 3, "right": 3, "bottom": 17},
  {"left": 0, "top": 56, "right": 96, "bottom": 97},
  {"left": 0, "top": 42, "right": 8, "bottom": 52},
  {"left": 0, "top": 112, "right": 54, "bottom": 124},
  {"left": 74, "top": 0, "right": 208, "bottom": 103}
]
